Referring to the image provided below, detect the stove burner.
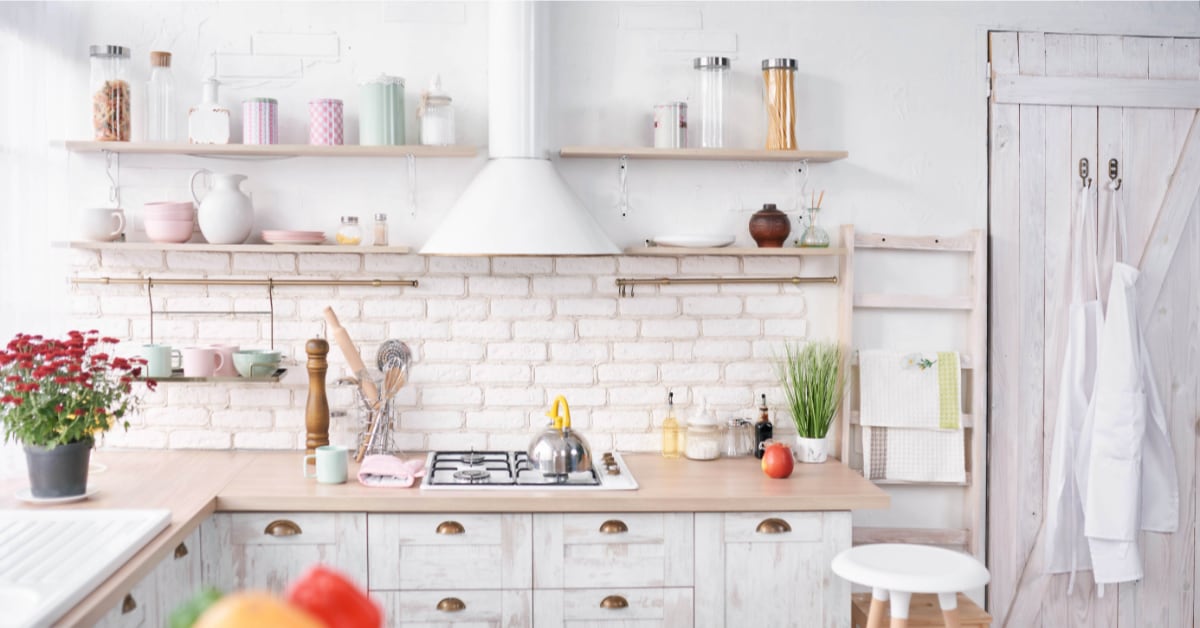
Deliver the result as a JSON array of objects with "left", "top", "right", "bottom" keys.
[
  {"left": 453, "top": 467, "right": 492, "bottom": 482},
  {"left": 461, "top": 451, "right": 485, "bottom": 465}
]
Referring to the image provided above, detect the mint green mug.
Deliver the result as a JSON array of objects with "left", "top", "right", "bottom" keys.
[{"left": 303, "top": 446, "right": 348, "bottom": 484}]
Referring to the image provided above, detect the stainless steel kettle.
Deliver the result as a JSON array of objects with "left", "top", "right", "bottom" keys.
[{"left": 528, "top": 395, "right": 592, "bottom": 475}]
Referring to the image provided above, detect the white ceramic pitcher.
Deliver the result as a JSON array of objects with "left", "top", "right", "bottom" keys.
[{"left": 190, "top": 170, "right": 253, "bottom": 244}]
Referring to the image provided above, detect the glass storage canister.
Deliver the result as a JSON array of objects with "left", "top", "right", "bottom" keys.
[
  {"left": 242, "top": 98, "right": 278, "bottom": 145},
  {"left": 763, "top": 58, "right": 798, "bottom": 150},
  {"left": 685, "top": 403, "right": 722, "bottom": 461},
  {"left": 146, "top": 51, "right": 175, "bottom": 142},
  {"left": 309, "top": 98, "right": 344, "bottom": 145},
  {"left": 419, "top": 74, "right": 455, "bottom": 146},
  {"left": 693, "top": 56, "right": 729, "bottom": 149},
  {"left": 336, "top": 216, "right": 362, "bottom": 245},
  {"left": 90, "top": 45, "right": 131, "bottom": 141},
  {"left": 360, "top": 75, "right": 405, "bottom": 146},
  {"left": 373, "top": 213, "right": 388, "bottom": 246},
  {"left": 653, "top": 102, "right": 687, "bottom": 149},
  {"left": 723, "top": 418, "right": 755, "bottom": 457}
]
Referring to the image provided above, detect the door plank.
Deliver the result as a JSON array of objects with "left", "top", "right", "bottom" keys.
[
  {"left": 1137, "top": 115, "right": 1200, "bottom": 322},
  {"left": 992, "top": 75, "right": 1200, "bottom": 108}
]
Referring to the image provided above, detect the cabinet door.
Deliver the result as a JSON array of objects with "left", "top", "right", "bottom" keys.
[
  {"left": 695, "top": 511, "right": 850, "bottom": 628},
  {"left": 368, "top": 513, "right": 532, "bottom": 590},
  {"left": 93, "top": 572, "right": 156, "bottom": 628},
  {"left": 373, "top": 589, "right": 531, "bottom": 627},
  {"left": 153, "top": 527, "right": 202, "bottom": 622},
  {"left": 534, "top": 588, "right": 693, "bottom": 627},
  {"left": 533, "top": 513, "right": 693, "bottom": 589},
  {"left": 201, "top": 512, "right": 367, "bottom": 593}
]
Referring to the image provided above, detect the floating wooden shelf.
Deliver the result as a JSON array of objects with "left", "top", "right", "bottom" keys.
[
  {"left": 624, "top": 246, "right": 846, "bottom": 257},
  {"left": 68, "top": 241, "right": 412, "bottom": 254},
  {"left": 139, "top": 368, "right": 288, "bottom": 384},
  {"left": 559, "top": 146, "right": 849, "bottom": 162},
  {"left": 60, "top": 141, "right": 477, "bottom": 159}
]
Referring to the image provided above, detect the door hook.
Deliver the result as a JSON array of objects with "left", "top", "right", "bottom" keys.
[
  {"left": 1108, "top": 158, "right": 1122, "bottom": 190},
  {"left": 1078, "top": 158, "right": 1092, "bottom": 189}
]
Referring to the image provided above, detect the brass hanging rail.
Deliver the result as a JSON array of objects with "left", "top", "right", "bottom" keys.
[
  {"left": 71, "top": 277, "right": 418, "bottom": 287},
  {"left": 616, "top": 275, "right": 837, "bottom": 297}
]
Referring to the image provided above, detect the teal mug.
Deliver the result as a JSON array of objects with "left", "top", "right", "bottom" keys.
[
  {"left": 303, "top": 446, "right": 348, "bottom": 484},
  {"left": 142, "top": 344, "right": 182, "bottom": 378}
]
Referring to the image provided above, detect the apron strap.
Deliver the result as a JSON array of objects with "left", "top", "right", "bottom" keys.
[
  {"left": 1107, "top": 179, "right": 1128, "bottom": 265},
  {"left": 1070, "top": 180, "right": 1100, "bottom": 303}
]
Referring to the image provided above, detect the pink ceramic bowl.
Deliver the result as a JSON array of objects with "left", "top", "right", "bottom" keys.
[
  {"left": 144, "top": 201, "right": 195, "bottom": 221},
  {"left": 145, "top": 218, "right": 195, "bottom": 243}
]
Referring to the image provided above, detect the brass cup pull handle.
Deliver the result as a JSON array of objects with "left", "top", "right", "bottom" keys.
[
  {"left": 599, "top": 519, "right": 628, "bottom": 534},
  {"left": 437, "top": 597, "right": 466, "bottom": 612},
  {"left": 121, "top": 593, "right": 137, "bottom": 614},
  {"left": 264, "top": 519, "right": 303, "bottom": 536},
  {"left": 755, "top": 517, "right": 792, "bottom": 534},
  {"left": 174, "top": 542, "right": 189, "bottom": 559},
  {"left": 436, "top": 520, "right": 465, "bottom": 535},
  {"left": 600, "top": 595, "right": 629, "bottom": 609}
]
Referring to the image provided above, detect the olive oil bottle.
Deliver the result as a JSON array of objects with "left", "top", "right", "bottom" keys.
[{"left": 662, "top": 391, "right": 681, "bottom": 458}]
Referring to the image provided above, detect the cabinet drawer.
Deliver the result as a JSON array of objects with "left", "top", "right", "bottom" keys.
[
  {"left": 373, "top": 589, "right": 531, "bottom": 627},
  {"left": 533, "top": 513, "right": 693, "bottom": 589},
  {"left": 721, "top": 512, "right": 824, "bottom": 543},
  {"left": 534, "top": 587, "right": 694, "bottom": 627},
  {"left": 367, "top": 514, "right": 532, "bottom": 590}
]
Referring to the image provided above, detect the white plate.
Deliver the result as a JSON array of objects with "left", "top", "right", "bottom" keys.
[
  {"left": 650, "top": 234, "right": 736, "bottom": 248},
  {"left": 262, "top": 237, "right": 326, "bottom": 245},
  {"left": 14, "top": 487, "right": 99, "bottom": 505}
]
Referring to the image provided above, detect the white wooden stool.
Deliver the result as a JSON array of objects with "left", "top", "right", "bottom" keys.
[{"left": 831, "top": 544, "right": 990, "bottom": 628}]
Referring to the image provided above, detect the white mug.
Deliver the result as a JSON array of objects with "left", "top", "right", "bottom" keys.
[
  {"left": 181, "top": 347, "right": 225, "bottom": 378},
  {"left": 79, "top": 208, "right": 126, "bottom": 242}
]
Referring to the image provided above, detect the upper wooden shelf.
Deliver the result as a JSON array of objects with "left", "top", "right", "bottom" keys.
[
  {"left": 68, "top": 241, "right": 412, "bottom": 254},
  {"left": 559, "top": 146, "right": 849, "bottom": 162},
  {"left": 624, "top": 246, "right": 846, "bottom": 256},
  {"left": 60, "top": 141, "right": 477, "bottom": 159}
]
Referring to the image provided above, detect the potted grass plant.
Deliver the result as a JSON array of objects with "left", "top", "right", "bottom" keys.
[
  {"left": 778, "top": 340, "right": 843, "bottom": 463},
  {"left": 0, "top": 330, "right": 154, "bottom": 498}
]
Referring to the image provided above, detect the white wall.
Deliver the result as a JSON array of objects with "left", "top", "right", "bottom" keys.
[{"left": 3, "top": 0, "right": 1199, "bottom": 532}]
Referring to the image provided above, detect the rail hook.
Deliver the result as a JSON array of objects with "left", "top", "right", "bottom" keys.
[
  {"left": 1079, "top": 158, "right": 1092, "bottom": 189},
  {"left": 1108, "top": 158, "right": 1122, "bottom": 190}
]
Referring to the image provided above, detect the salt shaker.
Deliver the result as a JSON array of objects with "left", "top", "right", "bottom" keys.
[{"left": 373, "top": 213, "right": 389, "bottom": 246}]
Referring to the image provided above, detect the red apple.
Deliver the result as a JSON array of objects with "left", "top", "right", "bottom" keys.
[{"left": 761, "top": 442, "right": 794, "bottom": 479}]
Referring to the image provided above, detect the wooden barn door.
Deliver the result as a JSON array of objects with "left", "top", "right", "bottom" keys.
[{"left": 988, "top": 32, "right": 1200, "bottom": 627}]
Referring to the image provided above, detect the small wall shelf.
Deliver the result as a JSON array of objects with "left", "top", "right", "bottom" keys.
[
  {"left": 559, "top": 146, "right": 849, "bottom": 162},
  {"left": 141, "top": 368, "right": 289, "bottom": 384},
  {"left": 69, "top": 241, "right": 412, "bottom": 254},
  {"left": 60, "top": 141, "right": 478, "bottom": 159},
  {"left": 624, "top": 246, "right": 846, "bottom": 257}
]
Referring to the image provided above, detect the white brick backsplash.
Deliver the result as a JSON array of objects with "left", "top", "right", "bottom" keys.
[
  {"left": 253, "top": 32, "right": 340, "bottom": 56},
  {"left": 693, "top": 386, "right": 756, "bottom": 407},
  {"left": 619, "top": 5, "right": 702, "bottom": 29},
  {"left": 101, "top": 250, "right": 164, "bottom": 269},
  {"left": 274, "top": 409, "right": 305, "bottom": 429},
  {"left": 274, "top": 321, "right": 327, "bottom": 342},
  {"left": 198, "top": 319, "right": 260, "bottom": 341},
  {"left": 487, "top": 342, "right": 546, "bottom": 361},
  {"left": 642, "top": 319, "right": 699, "bottom": 339},
  {"left": 702, "top": 319, "right": 760, "bottom": 337},
  {"left": 658, "top": 282, "right": 720, "bottom": 296},
  {"left": 429, "top": 257, "right": 489, "bottom": 275},
  {"left": 387, "top": 320, "right": 450, "bottom": 339},
  {"left": 578, "top": 319, "right": 637, "bottom": 339},
  {"left": 422, "top": 385, "right": 483, "bottom": 406},
  {"left": 169, "top": 430, "right": 232, "bottom": 449},
  {"left": 102, "top": 295, "right": 162, "bottom": 316},
  {"left": 449, "top": 320, "right": 510, "bottom": 340},
  {"left": 71, "top": 295, "right": 100, "bottom": 315},
  {"left": 302, "top": 300, "right": 358, "bottom": 321},
  {"left": 469, "top": 276, "right": 529, "bottom": 296},
  {"left": 490, "top": 298, "right": 552, "bottom": 319},
  {"left": 237, "top": 297, "right": 296, "bottom": 318},
  {"left": 215, "top": 53, "right": 302, "bottom": 79},
  {"left": 534, "top": 365, "right": 594, "bottom": 385},
  {"left": 556, "top": 257, "right": 616, "bottom": 274},
  {"left": 661, "top": 362, "right": 720, "bottom": 383},
  {"left": 753, "top": 340, "right": 783, "bottom": 359},
  {"left": 609, "top": 386, "right": 665, "bottom": 406},
  {"left": 746, "top": 295, "right": 807, "bottom": 315},
  {"left": 532, "top": 276, "right": 593, "bottom": 296},
  {"left": 466, "top": 410, "right": 526, "bottom": 430},
  {"left": 298, "top": 254, "right": 361, "bottom": 273},
  {"left": 167, "top": 386, "right": 229, "bottom": 406},
  {"left": 427, "top": 298, "right": 486, "bottom": 321},
  {"left": 233, "top": 253, "right": 297, "bottom": 273},
  {"left": 413, "top": 277, "right": 466, "bottom": 296},
  {"left": 618, "top": 297, "right": 677, "bottom": 317},
  {"left": 167, "top": 297, "right": 233, "bottom": 312},
  {"left": 725, "top": 362, "right": 777, "bottom": 382},
  {"left": 212, "top": 410, "right": 273, "bottom": 429},
  {"left": 362, "top": 298, "right": 424, "bottom": 319},
  {"left": 427, "top": 432, "right": 487, "bottom": 451},
  {"left": 407, "top": 363, "right": 469, "bottom": 384},
  {"left": 680, "top": 256, "right": 740, "bottom": 274},
  {"left": 597, "top": 363, "right": 657, "bottom": 383},
  {"left": 719, "top": 282, "right": 781, "bottom": 295},
  {"left": 593, "top": 410, "right": 651, "bottom": 430},
  {"left": 364, "top": 254, "right": 426, "bottom": 273},
  {"left": 548, "top": 387, "right": 607, "bottom": 407},
  {"left": 492, "top": 257, "right": 553, "bottom": 275},
  {"left": 231, "top": 388, "right": 291, "bottom": 407},
  {"left": 743, "top": 257, "right": 803, "bottom": 275},
  {"left": 556, "top": 298, "right": 617, "bottom": 317},
  {"left": 145, "top": 407, "right": 209, "bottom": 426},
  {"left": 693, "top": 340, "right": 752, "bottom": 360},
  {"left": 764, "top": 319, "right": 809, "bottom": 337},
  {"left": 618, "top": 256, "right": 678, "bottom": 274},
  {"left": 513, "top": 321, "right": 575, "bottom": 341},
  {"left": 682, "top": 296, "right": 742, "bottom": 316},
  {"left": 487, "top": 432, "right": 533, "bottom": 451},
  {"left": 469, "top": 364, "right": 530, "bottom": 384},
  {"left": 166, "top": 252, "right": 230, "bottom": 273},
  {"left": 484, "top": 387, "right": 544, "bottom": 406},
  {"left": 549, "top": 343, "right": 608, "bottom": 363},
  {"left": 233, "top": 431, "right": 296, "bottom": 450},
  {"left": 613, "top": 433, "right": 659, "bottom": 452},
  {"left": 103, "top": 429, "right": 168, "bottom": 449},
  {"left": 402, "top": 410, "right": 463, "bottom": 430},
  {"left": 423, "top": 341, "right": 485, "bottom": 361}
]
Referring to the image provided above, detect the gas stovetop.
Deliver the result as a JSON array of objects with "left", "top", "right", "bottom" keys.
[{"left": 420, "top": 450, "right": 639, "bottom": 490}]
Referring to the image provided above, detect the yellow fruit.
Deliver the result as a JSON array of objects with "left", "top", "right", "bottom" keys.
[{"left": 194, "top": 592, "right": 325, "bottom": 628}]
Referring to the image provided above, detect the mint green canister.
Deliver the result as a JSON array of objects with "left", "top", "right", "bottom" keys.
[{"left": 359, "top": 74, "right": 405, "bottom": 145}]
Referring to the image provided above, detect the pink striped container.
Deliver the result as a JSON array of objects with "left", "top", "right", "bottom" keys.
[
  {"left": 242, "top": 98, "right": 278, "bottom": 145},
  {"left": 308, "top": 98, "right": 344, "bottom": 145}
]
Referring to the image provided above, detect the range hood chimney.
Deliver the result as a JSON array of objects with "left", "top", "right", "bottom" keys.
[{"left": 420, "top": 1, "right": 619, "bottom": 256}]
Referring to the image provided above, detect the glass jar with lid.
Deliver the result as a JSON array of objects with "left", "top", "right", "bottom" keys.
[
  {"left": 336, "top": 216, "right": 362, "bottom": 245},
  {"left": 419, "top": 74, "right": 455, "bottom": 146},
  {"left": 722, "top": 418, "right": 754, "bottom": 457},
  {"left": 89, "top": 45, "right": 131, "bottom": 141},
  {"left": 693, "top": 56, "right": 729, "bottom": 148},
  {"left": 685, "top": 402, "right": 722, "bottom": 461},
  {"left": 763, "top": 58, "right": 798, "bottom": 150}
]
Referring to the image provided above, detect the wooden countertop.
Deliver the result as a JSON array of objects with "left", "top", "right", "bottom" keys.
[{"left": 0, "top": 450, "right": 886, "bottom": 625}]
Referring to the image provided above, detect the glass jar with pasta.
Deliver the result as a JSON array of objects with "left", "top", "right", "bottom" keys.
[
  {"left": 762, "top": 58, "right": 797, "bottom": 150},
  {"left": 90, "top": 45, "right": 131, "bottom": 142}
]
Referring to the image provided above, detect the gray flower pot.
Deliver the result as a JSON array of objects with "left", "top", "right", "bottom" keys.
[{"left": 23, "top": 438, "right": 93, "bottom": 498}]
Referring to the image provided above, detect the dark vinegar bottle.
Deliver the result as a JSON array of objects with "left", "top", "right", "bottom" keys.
[{"left": 754, "top": 393, "right": 773, "bottom": 459}]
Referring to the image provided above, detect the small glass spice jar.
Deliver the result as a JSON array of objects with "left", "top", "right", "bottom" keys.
[
  {"left": 89, "top": 45, "right": 131, "bottom": 141},
  {"left": 722, "top": 418, "right": 754, "bottom": 457},
  {"left": 685, "top": 404, "right": 722, "bottom": 461},
  {"left": 336, "top": 216, "right": 362, "bottom": 245},
  {"left": 373, "top": 213, "right": 388, "bottom": 246}
]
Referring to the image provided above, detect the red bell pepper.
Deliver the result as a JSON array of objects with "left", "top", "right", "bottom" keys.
[{"left": 285, "top": 565, "right": 382, "bottom": 628}]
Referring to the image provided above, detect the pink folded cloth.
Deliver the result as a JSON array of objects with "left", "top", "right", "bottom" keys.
[{"left": 357, "top": 455, "right": 426, "bottom": 488}]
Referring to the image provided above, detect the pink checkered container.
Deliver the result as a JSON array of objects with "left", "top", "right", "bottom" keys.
[
  {"left": 308, "top": 98, "right": 344, "bottom": 145},
  {"left": 242, "top": 98, "right": 278, "bottom": 145}
]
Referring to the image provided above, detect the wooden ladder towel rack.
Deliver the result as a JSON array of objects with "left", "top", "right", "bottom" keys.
[{"left": 838, "top": 229, "right": 988, "bottom": 563}]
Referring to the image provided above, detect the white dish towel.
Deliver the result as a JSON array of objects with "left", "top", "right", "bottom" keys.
[{"left": 859, "top": 350, "right": 965, "bottom": 483}]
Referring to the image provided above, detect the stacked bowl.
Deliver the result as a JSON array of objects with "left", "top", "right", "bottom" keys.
[{"left": 144, "top": 201, "right": 196, "bottom": 243}]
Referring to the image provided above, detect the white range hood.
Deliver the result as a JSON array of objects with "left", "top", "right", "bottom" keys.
[{"left": 421, "top": 1, "right": 619, "bottom": 256}]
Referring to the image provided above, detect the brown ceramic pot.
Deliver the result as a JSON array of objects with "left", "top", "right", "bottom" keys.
[{"left": 748, "top": 203, "right": 791, "bottom": 247}]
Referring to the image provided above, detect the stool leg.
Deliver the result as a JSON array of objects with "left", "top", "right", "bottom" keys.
[
  {"left": 938, "top": 592, "right": 962, "bottom": 628},
  {"left": 888, "top": 591, "right": 911, "bottom": 628},
  {"left": 866, "top": 588, "right": 889, "bottom": 628}
]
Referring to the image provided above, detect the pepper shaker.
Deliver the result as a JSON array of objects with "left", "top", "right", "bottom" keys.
[{"left": 305, "top": 338, "right": 331, "bottom": 455}]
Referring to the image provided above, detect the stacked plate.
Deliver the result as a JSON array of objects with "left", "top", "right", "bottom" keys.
[{"left": 261, "top": 230, "right": 325, "bottom": 245}]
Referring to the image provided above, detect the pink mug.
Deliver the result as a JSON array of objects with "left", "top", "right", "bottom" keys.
[
  {"left": 210, "top": 344, "right": 239, "bottom": 377},
  {"left": 181, "top": 347, "right": 225, "bottom": 378}
]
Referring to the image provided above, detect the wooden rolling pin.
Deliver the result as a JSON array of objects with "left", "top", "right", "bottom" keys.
[{"left": 322, "top": 307, "right": 379, "bottom": 403}]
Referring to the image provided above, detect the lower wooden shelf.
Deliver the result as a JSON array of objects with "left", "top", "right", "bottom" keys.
[{"left": 139, "top": 368, "right": 287, "bottom": 383}]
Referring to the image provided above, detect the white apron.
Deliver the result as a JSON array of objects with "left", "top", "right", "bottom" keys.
[
  {"left": 1075, "top": 182, "right": 1179, "bottom": 589},
  {"left": 1044, "top": 182, "right": 1102, "bottom": 586}
]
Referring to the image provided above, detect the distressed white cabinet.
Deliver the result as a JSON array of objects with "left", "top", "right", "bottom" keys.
[
  {"left": 367, "top": 513, "right": 533, "bottom": 590},
  {"left": 532, "top": 513, "right": 693, "bottom": 589},
  {"left": 533, "top": 587, "right": 694, "bottom": 627},
  {"left": 95, "top": 527, "right": 202, "bottom": 628},
  {"left": 372, "top": 589, "right": 533, "bottom": 627},
  {"left": 695, "top": 511, "right": 851, "bottom": 628},
  {"left": 200, "top": 512, "right": 367, "bottom": 593}
]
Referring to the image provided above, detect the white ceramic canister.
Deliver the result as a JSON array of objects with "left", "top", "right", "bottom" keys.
[
  {"left": 308, "top": 98, "right": 344, "bottom": 145},
  {"left": 359, "top": 75, "right": 404, "bottom": 146},
  {"left": 242, "top": 98, "right": 278, "bottom": 145}
]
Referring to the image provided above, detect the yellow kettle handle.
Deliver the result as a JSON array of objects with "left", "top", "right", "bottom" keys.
[{"left": 545, "top": 395, "right": 572, "bottom": 431}]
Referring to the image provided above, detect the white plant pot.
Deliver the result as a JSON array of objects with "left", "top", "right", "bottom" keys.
[{"left": 795, "top": 436, "right": 828, "bottom": 463}]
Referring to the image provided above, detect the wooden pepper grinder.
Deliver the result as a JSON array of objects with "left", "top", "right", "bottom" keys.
[{"left": 305, "top": 338, "right": 330, "bottom": 455}]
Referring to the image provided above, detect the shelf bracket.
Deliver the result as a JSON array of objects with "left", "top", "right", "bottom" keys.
[
  {"left": 407, "top": 154, "right": 418, "bottom": 217},
  {"left": 105, "top": 150, "right": 121, "bottom": 208},
  {"left": 617, "top": 155, "right": 630, "bottom": 218}
]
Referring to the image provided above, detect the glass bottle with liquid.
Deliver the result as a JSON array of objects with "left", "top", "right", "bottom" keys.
[
  {"left": 754, "top": 394, "right": 773, "bottom": 459},
  {"left": 661, "top": 391, "right": 681, "bottom": 458}
]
